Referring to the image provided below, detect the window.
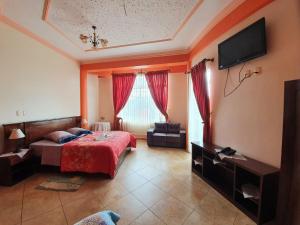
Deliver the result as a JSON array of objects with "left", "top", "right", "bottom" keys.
[{"left": 119, "top": 74, "right": 165, "bottom": 136}]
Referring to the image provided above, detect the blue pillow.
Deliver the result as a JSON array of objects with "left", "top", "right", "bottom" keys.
[
  {"left": 67, "top": 127, "right": 93, "bottom": 136},
  {"left": 74, "top": 210, "right": 120, "bottom": 225},
  {"left": 58, "top": 135, "right": 77, "bottom": 144}
]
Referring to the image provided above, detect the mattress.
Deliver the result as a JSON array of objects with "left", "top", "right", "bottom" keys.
[{"left": 30, "top": 140, "right": 63, "bottom": 166}]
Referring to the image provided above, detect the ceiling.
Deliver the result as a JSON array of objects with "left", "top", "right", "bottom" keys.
[
  {"left": 48, "top": 0, "right": 199, "bottom": 50},
  {"left": 0, "top": 0, "right": 239, "bottom": 62}
]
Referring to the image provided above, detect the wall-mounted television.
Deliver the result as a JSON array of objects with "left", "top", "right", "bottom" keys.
[{"left": 218, "top": 18, "right": 267, "bottom": 70}]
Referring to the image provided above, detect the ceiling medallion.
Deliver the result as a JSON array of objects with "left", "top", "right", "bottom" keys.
[{"left": 80, "top": 26, "right": 108, "bottom": 49}]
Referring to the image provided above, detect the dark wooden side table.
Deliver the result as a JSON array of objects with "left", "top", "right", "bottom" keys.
[{"left": 0, "top": 150, "right": 38, "bottom": 186}]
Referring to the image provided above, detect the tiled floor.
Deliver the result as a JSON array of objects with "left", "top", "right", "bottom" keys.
[{"left": 0, "top": 140, "right": 255, "bottom": 225}]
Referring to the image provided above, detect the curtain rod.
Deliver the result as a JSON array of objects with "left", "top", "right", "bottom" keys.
[
  {"left": 185, "top": 58, "right": 214, "bottom": 74},
  {"left": 137, "top": 69, "right": 171, "bottom": 74}
]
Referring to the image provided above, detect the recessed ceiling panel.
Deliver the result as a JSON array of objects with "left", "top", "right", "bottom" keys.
[{"left": 47, "top": 0, "right": 199, "bottom": 50}]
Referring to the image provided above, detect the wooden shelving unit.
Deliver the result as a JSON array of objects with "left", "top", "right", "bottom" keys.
[{"left": 191, "top": 142, "right": 279, "bottom": 225}]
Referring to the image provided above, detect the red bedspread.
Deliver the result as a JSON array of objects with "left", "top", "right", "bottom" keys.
[{"left": 61, "top": 131, "right": 136, "bottom": 177}]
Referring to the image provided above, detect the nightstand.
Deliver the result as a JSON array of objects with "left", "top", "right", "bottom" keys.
[{"left": 0, "top": 149, "right": 39, "bottom": 186}]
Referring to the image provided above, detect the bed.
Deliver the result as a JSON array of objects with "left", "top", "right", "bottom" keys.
[
  {"left": 30, "top": 139, "right": 63, "bottom": 167},
  {"left": 3, "top": 117, "right": 136, "bottom": 178}
]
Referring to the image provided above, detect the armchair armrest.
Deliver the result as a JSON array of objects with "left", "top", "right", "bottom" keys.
[
  {"left": 180, "top": 129, "right": 186, "bottom": 138},
  {"left": 147, "top": 128, "right": 155, "bottom": 146},
  {"left": 179, "top": 129, "right": 186, "bottom": 148},
  {"left": 147, "top": 128, "right": 155, "bottom": 134}
]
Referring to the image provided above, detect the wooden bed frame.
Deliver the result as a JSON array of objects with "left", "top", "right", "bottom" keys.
[
  {"left": 3, "top": 116, "right": 81, "bottom": 152},
  {"left": 2, "top": 116, "right": 131, "bottom": 177}
]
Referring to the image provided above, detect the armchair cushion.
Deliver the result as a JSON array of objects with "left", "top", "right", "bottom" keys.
[
  {"left": 154, "top": 123, "right": 167, "bottom": 133},
  {"left": 167, "top": 123, "right": 180, "bottom": 134}
]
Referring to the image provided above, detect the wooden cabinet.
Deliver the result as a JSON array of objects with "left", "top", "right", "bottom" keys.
[
  {"left": 0, "top": 151, "right": 38, "bottom": 186},
  {"left": 192, "top": 142, "right": 279, "bottom": 225},
  {"left": 276, "top": 80, "right": 300, "bottom": 225}
]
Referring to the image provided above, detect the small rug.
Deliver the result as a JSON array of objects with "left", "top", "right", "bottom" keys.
[{"left": 36, "top": 175, "right": 85, "bottom": 192}]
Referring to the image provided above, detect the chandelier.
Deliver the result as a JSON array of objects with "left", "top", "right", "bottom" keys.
[{"left": 80, "top": 26, "right": 108, "bottom": 49}]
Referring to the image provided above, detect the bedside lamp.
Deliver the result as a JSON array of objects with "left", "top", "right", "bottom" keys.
[{"left": 9, "top": 129, "right": 25, "bottom": 153}]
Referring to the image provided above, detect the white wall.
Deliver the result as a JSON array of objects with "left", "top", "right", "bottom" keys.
[{"left": 0, "top": 22, "right": 80, "bottom": 154}]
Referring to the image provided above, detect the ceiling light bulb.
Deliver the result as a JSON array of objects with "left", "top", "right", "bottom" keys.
[
  {"left": 80, "top": 34, "right": 88, "bottom": 43},
  {"left": 101, "top": 39, "right": 108, "bottom": 47}
]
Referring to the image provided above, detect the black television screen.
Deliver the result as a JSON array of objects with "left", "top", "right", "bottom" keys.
[{"left": 218, "top": 18, "right": 266, "bottom": 70}]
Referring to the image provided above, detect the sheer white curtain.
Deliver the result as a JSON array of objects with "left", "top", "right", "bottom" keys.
[
  {"left": 119, "top": 74, "right": 165, "bottom": 136},
  {"left": 188, "top": 68, "right": 211, "bottom": 151},
  {"left": 188, "top": 74, "right": 203, "bottom": 151}
]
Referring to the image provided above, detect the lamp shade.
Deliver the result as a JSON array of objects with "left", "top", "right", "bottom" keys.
[{"left": 9, "top": 129, "right": 25, "bottom": 140}]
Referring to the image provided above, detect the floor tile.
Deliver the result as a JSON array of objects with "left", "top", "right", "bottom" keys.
[
  {"left": 59, "top": 178, "right": 102, "bottom": 205},
  {"left": 183, "top": 210, "right": 213, "bottom": 225},
  {"left": 131, "top": 210, "right": 165, "bottom": 225},
  {"left": 104, "top": 194, "right": 147, "bottom": 225},
  {"left": 23, "top": 173, "right": 51, "bottom": 196},
  {"left": 22, "top": 191, "right": 61, "bottom": 221},
  {"left": 135, "top": 166, "right": 162, "bottom": 180},
  {"left": 121, "top": 160, "right": 148, "bottom": 172},
  {"left": 0, "top": 203, "right": 22, "bottom": 225},
  {"left": 151, "top": 195, "right": 193, "bottom": 225},
  {"left": 117, "top": 173, "right": 148, "bottom": 192},
  {"left": 132, "top": 182, "right": 168, "bottom": 208},
  {"left": 150, "top": 174, "right": 182, "bottom": 193},
  {"left": 22, "top": 207, "right": 67, "bottom": 225},
  {"left": 234, "top": 212, "right": 256, "bottom": 225},
  {"left": 194, "top": 191, "right": 238, "bottom": 225},
  {"left": 63, "top": 193, "right": 103, "bottom": 224},
  {"left": 0, "top": 183, "right": 24, "bottom": 225},
  {"left": 93, "top": 179, "right": 129, "bottom": 207},
  {"left": 168, "top": 178, "right": 208, "bottom": 208},
  {"left": 114, "top": 166, "right": 135, "bottom": 180}
]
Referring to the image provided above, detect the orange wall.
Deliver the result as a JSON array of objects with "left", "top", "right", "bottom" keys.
[{"left": 191, "top": 0, "right": 300, "bottom": 167}]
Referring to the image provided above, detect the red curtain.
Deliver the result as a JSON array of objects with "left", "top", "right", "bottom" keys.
[
  {"left": 112, "top": 73, "right": 136, "bottom": 127},
  {"left": 191, "top": 62, "right": 211, "bottom": 144},
  {"left": 145, "top": 70, "right": 169, "bottom": 121}
]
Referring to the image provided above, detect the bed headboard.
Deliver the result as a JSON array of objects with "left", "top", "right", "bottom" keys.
[
  {"left": 24, "top": 116, "right": 81, "bottom": 145},
  {"left": 3, "top": 116, "right": 81, "bottom": 150}
]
